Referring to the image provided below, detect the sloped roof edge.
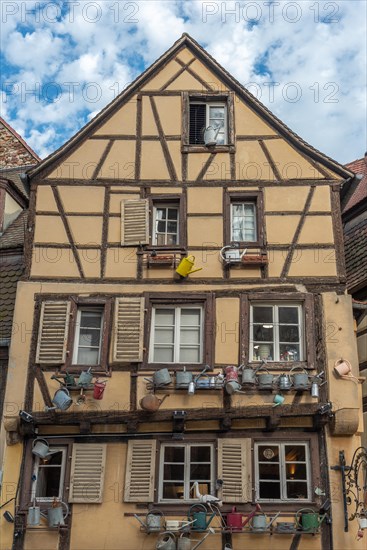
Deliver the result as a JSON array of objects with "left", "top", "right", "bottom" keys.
[
  {"left": 0, "top": 117, "right": 41, "bottom": 162},
  {"left": 28, "top": 33, "right": 353, "bottom": 181}
]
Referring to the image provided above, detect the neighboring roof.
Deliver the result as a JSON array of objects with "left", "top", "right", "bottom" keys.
[
  {"left": 343, "top": 155, "right": 367, "bottom": 213},
  {"left": 344, "top": 216, "right": 367, "bottom": 293},
  {"left": 0, "top": 257, "right": 24, "bottom": 340},
  {"left": 0, "top": 165, "right": 34, "bottom": 201},
  {"left": 29, "top": 33, "right": 353, "bottom": 181},
  {"left": 0, "top": 116, "right": 41, "bottom": 163},
  {"left": 0, "top": 209, "right": 28, "bottom": 249}
]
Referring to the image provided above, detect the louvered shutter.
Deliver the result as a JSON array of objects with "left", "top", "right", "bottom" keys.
[
  {"left": 121, "top": 199, "right": 149, "bottom": 245},
  {"left": 112, "top": 297, "right": 144, "bottom": 362},
  {"left": 69, "top": 444, "right": 106, "bottom": 504},
  {"left": 124, "top": 440, "right": 156, "bottom": 502},
  {"left": 217, "top": 438, "right": 252, "bottom": 503},
  {"left": 189, "top": 104, "right": 206, "bottom": 144},
  {"left": 35, "top": 301, "right": 71, "bottom": 364}
]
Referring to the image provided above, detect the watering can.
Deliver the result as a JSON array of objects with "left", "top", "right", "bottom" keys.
[
  {"left": 334, "top": 359, "right": 361, "bottom": 383},
  {"left": 358, "top": 513, "right": 367, "bottom": 530},
  {"left": 153, "top": 368, "right": 172, "bottom": 387},
  {"left": 156, "top": 532, "right": 176, "bottom": 550},
  {"left": 28, "top": 501, "right": 69, "bottom": 527},
  {"left": 226, "top": 504, "right": 261, "bottom": 532},
  {"left": 291, "top": 366, "right": 309, "bottom": 389},
  {"left": 295, "top": 508, "right": 326, "bottom": 532},
  {"left": 176, "top": 256, "right": 202, "bottom": 277},
  {"left": 46, "top": 387, "right": 73, "bottom": 411},
  {"left": 195, "top": 374, "right": 210, "bottom": 389},
  {"left": 220, "top": 244, "right": 247, "bottom": 263},
  {"left": 204, "top": 125, "right": 221, "bottom": 146},
  {"left": 176, "top": 367, "right": 193, "bottom": 389},
  {"left": 134, "top": 509, "right": 165, "bottom": 532},
  {"left": 239, "top": 364, "right": 257, "bottom": 385},
  {"left": 93, "top": 379, "right": 107, "bottom": 400},
  {"left": 250, "top": 511, "right": 280, "bottom": 532},
  {"left": 140, "top": 393, "right": 169, "bottom": 412},
  {"left": 278, "top": 373, "right": 292, "bottom": 391},
  {"left": 32, "top": 438, "right": 50, "bottom": 459},
  {"left": 188, "top": 504, "right": 215, "bottom": 532},
  {"left": 78, "top": 368, "right": 93, "bottom": 388},
  {"left": 224, "top": 365, "right": 242, "bottom": 394},
  {"left": 177, "top": 528, "right": 215, "bottom": 550},
  {"left": 256, "top": 365, "right": 274, "bottom": 389}
]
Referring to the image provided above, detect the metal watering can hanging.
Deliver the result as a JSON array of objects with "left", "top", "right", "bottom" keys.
[
  {"left": 93, "top": 379, "right": 107, "bottom": 400},
  {"left": 226, "top": 503, "right": 261, "bottom": 532},
  {"left": 250, "top": 511, "right": 281, "bottom": 532},
  {"left": 291, "top": 366, "right": 310, "bottom": 390},
  {"left": 239, "top": 364, "right": 257, "bottom": 385},
  {"left": 204, "top": 125, "right": 220, "bottom": 146},
  {"left": 177, "top": 528, "right": 215, "bottom": 550},
  {"left": 176, "top": 367, "right": 193, "bottom": 389},
  {"left": 334, "top": 359, "right": 362, "bottom": 384},
  {"left": 256, "top": 364, "right": 274, "bottom": 389},
  {"left": 45, "top": 387, "right": 73, "bottom": 411},
  {"left": 224, "top": 365, "right": 242, "bottom": 394},
  {"left": 220, "top": 244, "right": 247, "bottom": 263},
  {"left": 156, "top": 531, "right": 176, "bottom": 550},
  {"left": 295, "top": 508, "right": 326, "bottom": 532},
  {"left": 188, "top": 503, "right": 216, "bottom": 532},
  {"left": 176, "top": 256, "right": 202, "bottom": 278},
  {"left": 78, "top": 367, "right": 93, "bottom": 388},
  {"left": 134, "top": 509, "right": 165, "bottom": 532},
  {"left": 140, "top": 393, "right": 169, "bottom": 412},
  {"left": 28, "top": 500, "right": 69, "bottom": 528},
  {"left": 278, "top": 372, "right": 293, "bottom": 391}
]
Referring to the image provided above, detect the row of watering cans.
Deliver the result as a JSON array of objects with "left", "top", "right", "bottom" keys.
[
  {"left": 226, "top": 506, "right": 325, "bottom": 533},
  {"left": 46, "top": 369, "right": 107, "bottom": 411},
  {"left": 28, "top": 499, "right": 69, "bottom": 528}
]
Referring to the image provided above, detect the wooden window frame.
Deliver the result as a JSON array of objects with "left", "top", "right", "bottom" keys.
[
  {"left": 182, "top": 91, "right": 235, "bottom": 153},
  {"left": 72, "top": 306, "right": 104, "bottom": 366},
  {"left": 158, "top": 442, "right": 215, "bottom": 504},
  {"left": 143, "top": 293, "right": 214, "bottom": 369},
  {"left": 240, "top": 293, "right": 316, "bottom": 370},
  {"left": 224, "top": 191, "right": 264, "bottom": 247},
  {"left": 31, "top": 446, "right": 67, "bottom": 503},
  {"left": 254, "top": 441, "right": 312, "bottom": 503},
  {"left": 147, "top": 194, "right": 187, "bottom": 251}
]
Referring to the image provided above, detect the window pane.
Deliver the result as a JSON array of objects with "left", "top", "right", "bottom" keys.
[
  {"left": 286, "top": 481, "right": 308, "bottom": 499},
  {"left": 285, "top": 445, "right": 306, "bottom": 462},
  {"left": 164, "top": 464, "right": 184, "bottom": 481},
  {"left": 44, "top": 452, "right": 63, "bottom": 466},
  {"left": 79, "top": 328, "right": 101, "bottom": 347},
  {"left": 153, "top": 347, "right": 174, "bottom": 362},
  {"left": 190, "top": 463, "right": 211, "bottom": 480},
  {"left": 157, "top": 220, "right": 166, "bottom": 233},
  {"left": 154, "top": 328, "right": 174, "bottom": 344},
  {"left": 168, "top": 208, "right": 178, "bottom": 220},
  {"left": 156, "top": 208, "right": 165, "bottom": 220},
  {"left": 259, "top": 482, "right": 281, "bottom": 500},
  {"left": 80, "top": 311, "right": 102, "bottom": 328},
  {"left": 162, "top": 482, "right": 185, "bottom": 499},
  {"left": 180, "top": 328, "right": 200, "bottom": 344},
  {"left": 286, "top": 464, "right": 307, "bottom": 480},
  {"left": 155, "top": 309, "right": 175, "bottom": 326},
  {"left": 164, "top": 446, "right": 185, "bottom": 462},
  {"left": 259, "top": 463, "right": 280, "bottom": 479},
  {"left": 253, "top": 344, "right": 274, "bottom": 361},
  {"left": 279, "top": 307, "right": 299, "bottom": 324},
  {"left": 156, "top": 234, "right": 166, "bottom": 246},
  {"left": 279, "top": 344, "right": 300, "bottom": 362},
  {"left": 167, "top": 221, "right": 177, "bottom": 233},
  {"left": 180, "top": 309, "right": 201, "bottom": 326},
  {"left": 257, "top": 446, "right": 279, "bottom": 462},
  {"left": 77, "top": 348, "right": 99, "bottom": 365},
  {"left": 190, "top": 446, "right": 211, "bottom": 462},
  {"left": 279, "top": 325, "right": 300, "bottom": 343},
  {"left": 209, "top": 106, "right": 225, "bottom": 119},
  {"left": 179, "top": 347, "right": 201, "bottom": 363},
  {"left": 253, "top": 325, "right": 274, "bottom": 342},
  {"left": 167, "top": 234, "right": 177, "bottom": 245},
  {"left": 253, "top": 307, "right": 273, "bottom": 324}
]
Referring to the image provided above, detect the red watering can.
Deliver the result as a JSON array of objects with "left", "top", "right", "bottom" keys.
[
  {"left": 93, "top": 379, "right": 107, "bottom": 400},
  {"left": 226, "top": 504, "right": 261, "bottom": 532}
]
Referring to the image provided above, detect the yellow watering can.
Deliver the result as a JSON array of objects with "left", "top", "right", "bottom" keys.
[{"left": 176, "top": 255, "right": 202, "bottom": 277}]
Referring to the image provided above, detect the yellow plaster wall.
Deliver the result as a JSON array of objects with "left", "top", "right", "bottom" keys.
[
  {"left": 58, "top": 186, "right": 105, "bottom": 213},
  {"left": 190, "top": 58, "right": 227, "bottom": 91},
  {"left": 191, "top": 249, "right": 223, "bottom": 279},
  {"left": 265, "top": 140, "right": 325, "bottom": 180},
  {"left": 78, "top": 249, "right": 101, "bottom": 278},
  {"left": 154, "top": 95, "right": 182, "bottom": 135},
  {"left": 235, "top": 141, "right": 273, "bottom": 180},
  {"left": 141, "top": 141, "right": 170, "bottom": 180},
  {"left": 109, "top": 193, "right": 140, "bottom": 214},
  {"left": 309, "top": 185, "right": 331, "bottom": 211},
  {"left": 141, "top": 96, "right": 157, "bottom": 135},
  {"left": 34, "top": 215, "right": 69, "bottom": 244},
  {"left": 288, "top": 249, "right": 337, "bottom": 277},
  {"left": 35, "top": 186, "right": 58, "bottom": 212},
  {"left": 215, "top": 298, "right": 239, "bottom": 364},
  {"left": 175, "top": 47, "right": 194, "bottom": 64},
  {"left": 47, "top": 140, "right": 108, "bottom": 180},
  {"left": 298, "top": 216, "right": 334, "bottom": 244},
  {"left": 142, "top": 59, "right": 182, "bottom": 91},
  {"left": 0, "top": 444, "right": 23, "bottom": 550},
  {"left": 166, "top": 70, "right": 204, "bottom": 91},
  {"left": 187, "top": 187, "right": 223, "bottom": 213},
  {"left": 31, "top": 247, "right": 80, "bottom": 278},
  {"left": 98, "top": 141, "right": 136, "bottom": 180},
  {"left": 264, "top": 186, "right": 310, "bottom": 211},
  {"left": 93, "top": 99, "right": 137, "bottom": 136},
  {"left": 266, "top": 215, "right": 300, "bottom": 244},
  {"left": 105, "top": 248, "right": 137, "bottom": 278},
  {"left": 151, "top": 187, "right": 183, "bottom": 195},
  {"left": 108, "top": 218, "right": 121, "bottom": 243},
  {"left": 67, "top": 216, "right": 103, "bottom": 246},
  {"left": 187, "top": 217, "right": 223, "bottom": 247},
  {"left": 235, "top": 100, "right": 278, "bottom": 136}
]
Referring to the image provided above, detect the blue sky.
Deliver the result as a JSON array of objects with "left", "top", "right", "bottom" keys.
[{"left": 1, "top": 0, "right": 366, "bottom": 163}]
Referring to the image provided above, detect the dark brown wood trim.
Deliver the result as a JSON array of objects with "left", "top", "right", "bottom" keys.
[
  {"left": 35, "top": 211, "right": 105, "bottom": 217},
  {"left": 24, "top": 186, "right": 37, "bottom": 279},
  {"left": 100, "top": 186, "right": 110, "bottom": 278},
  {"left": 159, "top": 57, "right": 195, "bottom": 91},
  {"left": 91, "top": 140, "right": 113, "bottom": 180},
  {"left": 330, "top": 185, "right": 346, "bottom": 280},
  {"left": 237, "top": 135, "right": 281, "bottom": 141},
  {"left": 187, "top": 212, "right": 223, "bottom": 217},
  {"left": 135, "top": 96, "right": 142, "bottom": 180},
  {"left": 34, "top": 367, "right": 53, "bottom": 408},
  {"left": 0, "top": 187, "right": 5, "bottom": 232},
  {"left": 24, "top": 302, "right": 42, "bottom": 410},
  {"left": 174, "top": 56, "right": 213, "bottom": 91},
  {"left": 265, "top": 210, "right": 331, "bottom": 216},
  {"left": 280, "top": 186, "right": 316, "bottom": 278},
  {"left": 51, "top": 186, "right": 85, "bottom": 278},
  {"left": 90, "top": 134, "right": 136, "bottom": 140},
  {"left": 304, "top": 294, "right": 316, "bottom": 369},
  {"left": 149, "top": 96, "right": 178, "bottom": 181},
  {"left": 259, "top": 139, "right": 282, "bottom": 181},
  {"left": 240, "top": 294, "right": 249, "bottom": 365},
  {"left": 0, "top": 178, "right": 28, "bottom": 209},
  {"left": 195, "top": 153, "right": 216, "bottom": 181},
  {"left": 37, "top": 178, "right": 340, "bottom": 187}
]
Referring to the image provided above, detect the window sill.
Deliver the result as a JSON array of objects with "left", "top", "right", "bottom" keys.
[
  {"left": 248, "top": 361, "right": 311, "bottom": 370},
  {"left": 182, "top": 144, "right": 235, "bottom": 154}
]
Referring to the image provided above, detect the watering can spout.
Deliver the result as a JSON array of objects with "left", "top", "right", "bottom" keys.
[{"left": 176, "top": 256, "right": 202, "bottom": 278}]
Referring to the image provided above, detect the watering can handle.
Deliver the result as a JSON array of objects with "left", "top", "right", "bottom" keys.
[
  {"left": 240, "top": 248, "right": 247, "bottom": 259},
  {"left": 61, "top": 501, "right": 69, "bottom": 520},
  {"left": 188, "top": 503, "right": 207, "bottom": 516},
  {"left": 32, "top": 438, "right": 48, "bottom": 448},
  {"left": 295, "top": 508, "right": 316, "bottom": 528}
]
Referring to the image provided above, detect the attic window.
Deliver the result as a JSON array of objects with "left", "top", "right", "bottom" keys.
[{"left": 189, "top": 102, "right": 227, "bottom": 145}]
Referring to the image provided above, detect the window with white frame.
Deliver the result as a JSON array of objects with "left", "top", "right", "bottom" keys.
[
  {"left": 255, "top": 442, "right": 311, "bottom": 501},
  {"left": 250, "top": 304, "right": 303, "bottom": 361},
  {"left": 150, "top": 306, "right": 203, "bottom": 363},
  {"left": 231, "top": 202, "right": 257, "bottom": 242},
  {"left": 31, "top": 448, "right": 67, "bottom": 501},
  {"left": 153, "top": 204, "right": 179, "bottom": 246},
  {"left": 72, "top": 307, "right": 104, "bottom": 365},
  {"left": 159, "top": 443, "right": 214, "bottom": 502},
  {"left": 189, "top": 102, "right": 227, "bottom": 145}
]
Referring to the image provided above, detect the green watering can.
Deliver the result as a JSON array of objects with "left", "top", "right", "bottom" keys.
[
  {"left": 295, "top": 508, "right": 326, "bottom": 532},
  {"left": 188, "top": 503, "right": 216, "bottom": 532}
]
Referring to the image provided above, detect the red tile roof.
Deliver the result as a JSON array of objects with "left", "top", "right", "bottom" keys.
[{"left": 343, "top": 156, "right": 367, "bottom": 213}]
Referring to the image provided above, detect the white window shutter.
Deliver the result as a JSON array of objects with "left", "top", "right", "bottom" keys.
[
  {"left": 124, "top": 440, "right": 156, "bottom": 502},
  {"left": 112, "top": 297, "right": 144, "bottom": 362},
  {"left": 121, "top": 199, "right": 149, "bottom": 245},
  {"left": 35, "top": 301, "right": 71, "bottom": 364},
  {"left": 217, "top": 438, "right": 252, "bottom": 503},
  {"left": 69, "top": 444, "right": 106, "bottom": 504}
]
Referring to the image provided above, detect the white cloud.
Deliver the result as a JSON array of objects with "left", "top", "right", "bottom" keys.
[{"left": 0, "top": 0, "right": 365, "bottom": 162}]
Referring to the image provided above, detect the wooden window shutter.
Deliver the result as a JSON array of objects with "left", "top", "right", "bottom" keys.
[
  {"left": 124, "top": 440, "right": 156, "bottom": 502},
  {"left": 35, "top": 301, "right": 71, "bottom": 364},
  {"left": 217, "top": 438, "right": 252, "bottom": 503},
  {"left": 121, "top": 199, "right": 149, "bottom": 245},
  {"left": 112, "top": 297, "right": 144, "bottom": 362},
  {"left": 69, "top": 443, "right": 106, "bottom": 504}
]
